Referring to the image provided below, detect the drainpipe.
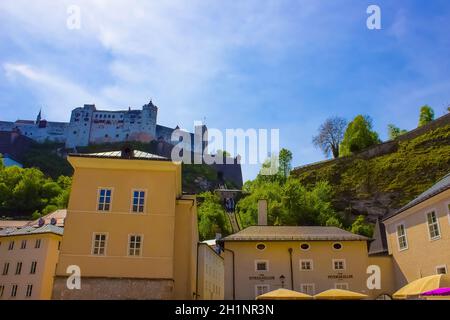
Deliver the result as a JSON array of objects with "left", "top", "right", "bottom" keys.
[
  {"left": 224, "top": 248, "right": 236, "bottom": 300},
  {"left": 288, "top": 248, "right": 294, "bottom": 290},
  {"left": 195, "top": 242, "right": 200, "bottom": 300}
]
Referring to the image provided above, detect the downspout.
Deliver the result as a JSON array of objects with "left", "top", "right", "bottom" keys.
[
  {"left": 195, "top": 242, "right": 200, "bottom": 300},
  {"left": 288, "top": 248, "right": 294, "bottom": 290},
  {"left": 224, "top": 248, "right": 236, "bottom": 300}
]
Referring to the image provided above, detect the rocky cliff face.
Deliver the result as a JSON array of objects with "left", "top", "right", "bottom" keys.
[{"left": 292, "top": 116, "right": 450, "bottom": 222}]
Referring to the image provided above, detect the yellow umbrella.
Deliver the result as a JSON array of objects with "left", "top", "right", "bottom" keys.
[
  {"left": 256, "top": 288, "right": 313, "bottom": 300},
  {"left": 314, "top": 289, "right": 368, "bottom": 300},
  {"left": 393, "top": 274, "right": 450, "bottom": 299}
]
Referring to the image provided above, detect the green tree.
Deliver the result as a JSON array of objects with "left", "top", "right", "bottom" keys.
[
  {"left": 197, "top": 192, "right": 232, "bottom": 241},
  {"left": 418, "top": 105, "right": 435, "bottom": 127},
  {"left": 387, "top": 124, "right": 407, "bottom": 140},
  {"left": 278, "top": 148, "right": 293, "bottom": 180},
  {"left": 340, "top": 115, "right": 380, "bottom": 156},
  {"left": 350, "top": 215, "right": 374, "bottom": 237},
  {"left": 0, "top": 154, "right": 4, "bottom": 170}
]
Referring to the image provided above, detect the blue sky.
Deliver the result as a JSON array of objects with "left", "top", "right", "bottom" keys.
[{"left": 1, "top": 0, "right": 449, "bottom": 181}]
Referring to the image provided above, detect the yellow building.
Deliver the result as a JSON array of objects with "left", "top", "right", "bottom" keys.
[
  {"left": 220, "top": 225, "right": 394, "bottom": 300},
  {"left": 52, "top": 148, "right": 222, "bottom": 300},
  {"left": 383, "top": 173, "right": 450, "bottom": 289},
  {"left": 0, "top": 225, "right": 63, "bottom": 300}
]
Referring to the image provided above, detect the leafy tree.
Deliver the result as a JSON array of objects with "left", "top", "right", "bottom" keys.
[
  {"left": 350, "top": 215, "right": 374, "bottom": 237},
  {"left": 0, "top": 166, "right": 71, "bottom": 217},
  {"left": 0, "top": 154, "right": 4, "bottom": 170},
  {"left": 278, "top": 148, "right": 293, "bottom": 180},
  {"left": 197, "top": 192, "right": 232, "bottom": 241},
  {"left": 340, "top": 115, "right": 380, "bottom": 156},
  {"left": 418, "top": 105, "right": 435, "bottom": 127},
  {"left": 312, "top": 117, "right": 347, "bottom": 158},
  {"left": 387, "top": 124, "right": 407, "bottom": 140}
]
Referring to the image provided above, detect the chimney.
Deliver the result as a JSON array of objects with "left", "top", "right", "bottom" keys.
[{"left": 258, "top": 199, "right": 268, "bottom": 226}]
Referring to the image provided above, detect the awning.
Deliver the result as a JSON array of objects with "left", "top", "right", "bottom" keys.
[
  {"left": 314, "top": 289, "right": 368, "bottom": 300},
  {"left": 256, "top": 288, "right": 313, "bottom": 300},
  {"left": 393, "top": 274, "right": 450, "bottom": 299}
]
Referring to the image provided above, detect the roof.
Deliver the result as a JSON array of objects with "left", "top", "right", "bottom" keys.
[
  {"left": 221, "top": 226, "right": 368, "bottom": 242},
  {"left": 0, "top": 224, "right": 63, "bottom": 237},
  {"left": 69, "top": 150, "right": 169, "bottom": 161},
  {"left": 384, "top": 172, "right": 450, "bottom": 221},
  {"left": 368, "top": 219, "right": 388, "bottom": 255},
  {"left": 0, "top": 220, "right": 31, "bottom": 230}
]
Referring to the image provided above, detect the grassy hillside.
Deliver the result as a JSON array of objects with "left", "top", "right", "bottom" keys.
[{"left": 292, "top": 124, "right": 450, "bottom": 220}]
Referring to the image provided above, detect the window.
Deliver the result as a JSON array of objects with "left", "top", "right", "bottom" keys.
[
  {"left": 396, "top": 224, "right": 408, "bottom": 251},
  {"left": 300, "top": 259, "right": 313, "bottom": 271},
  {"left": 332, "top": 243, "right": 343, "bottom": 250},
  {"left": 35, "top": 239, "right": 41, "bottom": 249},
  {"left": 333, "top": 259, "right": 346, "bottom": 271},
  {"left": 256, "top": 243, "right": 266, "bottom": 251},
  {"left": 26, "top": 284, "right": 33, "bottom": 297},
  {"left": 15, "top": 262, "right": 22, "bottom": 275},
  {"left": 128, "top": 235, "right": 142, "bottom": 256},
  {"left": 98, "top": 188, "right": 112, "bottom": 211},
  {"left": 21, "top": 240, "right": 27, "bottom": 249},
  {"left": 255, "top": 260, "right": 269, "bottom": 272},
  {"left": 11, "top": 285, "right": 18, "bottom": 297},
  {"left": 0, "top": 285, "right": 4, "bottom": 297},
  {"left": 335, "top": 283, "right": 349, "bottom": 290},
  {"left": 131, "top": 190, "right": 145, "bottom": 213},
  {"left": 30, "top": 261, "right": 37, "bottom": 274},
  {"left": 8, "top": 241, "right": 14, "bottom": 250},
  {"left": 426, "top": 211, "right": 441, "bottom": 240},
  {"left": 436, "top": 265, "right": 447, "bottom": 275},
  {"left": 2, "top": 263, "right": 9, "bottom": 275},
  {"left": 300, "top": 243, "right": 310, "bottom": 251},
  {"left": 92, "top": 233, "right": 107, "bottom": 255},
  {"left": 300, "top": 283, "right": 315, "bottom": 295},
  {"left": 255, "top": 284, "right": 270, "bottom": 296}
]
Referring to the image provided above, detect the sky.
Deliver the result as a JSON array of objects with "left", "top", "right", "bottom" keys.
[{"left": 1, "top": 0, "right": 449, "bottom": 181}]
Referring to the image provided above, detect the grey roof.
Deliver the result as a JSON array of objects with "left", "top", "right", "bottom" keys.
[
  {"left": 221, "top": 226, "right": 368, "bottom": 242},
  {"left": 368, "top": 219, "right": 388, "bottom": 255},
  {"left": 0, "top": 224, "right": 63, "bottom": 237},
  {"left": 70, "top": 150, "right": 168, "bottom": 161},
  {"left": 383, "top": 172, "right": 450, "bottom": 221}
]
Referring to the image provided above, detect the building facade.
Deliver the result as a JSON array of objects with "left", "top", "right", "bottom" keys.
[
  {"left": 51, "top": 148, "right": 217, "bottom": 299},
  {"left": 0, "top": 101, "right": 207, "bottom": 152},
  {"left": 197, "top": 243, "right": 224, "bottom": 300},
  {"left": 0, "top": 225, "right": 63, "bottom": 300},
  {"left": 220, "top": 226, "right": 394, "bottom": 300},
  {"left": 383, "top": 173, "right": 450, "bottom": 289}
]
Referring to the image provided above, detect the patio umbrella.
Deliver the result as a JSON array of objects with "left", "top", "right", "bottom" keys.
[
  {"left": 421, "top": 287, "right": 450, "bottom": 296},
  {"left": 314, "top": 289, "right": 368, "bottom": 300},
  {"left": 393, "top": 274, "right": 450, "bottom": 299},
  {"left": 256, "top": 288, "right": 313, "bottom": 300}
]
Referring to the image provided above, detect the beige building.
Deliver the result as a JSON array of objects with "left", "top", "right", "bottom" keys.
[
  {"left": 52, "top": 148, "right": 222, "bottom": 300},
  {"left": 220, "top": 225, "right": 394, "bottom": 300},
  {"left": 383, "top": 173, "right": 450, "bottom": 289},
  {"left": 197, "top": 242, "right": 224, "bottom": 300},
  {"left": 0, "top": 225, "right": 63, "bottom": 300}
]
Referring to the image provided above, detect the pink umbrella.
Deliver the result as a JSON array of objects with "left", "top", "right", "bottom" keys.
[{"left": 421, "top": 288, "right": 450, "bottom": 296}]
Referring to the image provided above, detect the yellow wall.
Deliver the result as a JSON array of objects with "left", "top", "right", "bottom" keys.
[
  {"left": 384, "top": 189, "right": 450, "bottom": 289},
  {"left": 223, "top": 240, "right": 394, "bottom": 300},
  {"left": 0, "top": 233, "right": 61, "bottom": 300},
  {"left": 54, "top": 155, "right": 198, "bottom": 299}
]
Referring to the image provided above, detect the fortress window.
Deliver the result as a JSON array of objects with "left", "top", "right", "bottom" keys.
[
  {"left": 116, "top": 134, "right": 119, "bottom": 138},
  {"left": 105, "top": 134, "right": 108, "bottom": 138},
  {"left": 73, "top": 131, "right": 77, "bottom": 134}
]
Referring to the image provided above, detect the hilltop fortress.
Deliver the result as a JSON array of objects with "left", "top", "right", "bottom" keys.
[{"left": 0, "top": 100, "right": 207, "bottom": 152}]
